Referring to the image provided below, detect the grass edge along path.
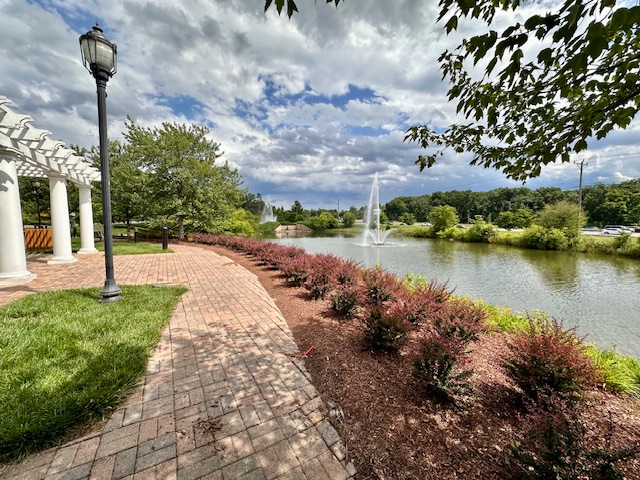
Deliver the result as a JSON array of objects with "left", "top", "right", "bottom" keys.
[{"left": 0, "top": 284, "right": 187, "bottom": 464}]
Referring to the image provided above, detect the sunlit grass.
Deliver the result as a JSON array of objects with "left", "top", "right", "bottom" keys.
[
  {"left": 586, "top": 348, "right": 640, "bottom": 397},
  {"left": 70, "top": 239, "right": 172, "bottom": 255},
  {"left": 0, "top": 285, "right": 186, "bottom": 462}
]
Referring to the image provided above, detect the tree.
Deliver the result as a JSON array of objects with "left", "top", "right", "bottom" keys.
[
  {"left": 536, "top": 200, "right": 586, "bottom": 230},
  {"left": 124, "top": 119, "right": 244, "bottom": 239},
  {"left": 385, "top": 197, "right": 408, "bottom": 221},
  {"left": 341, "top": 211, "right": 356, "bottom": 228},
  {"left": 399, "top": 212, "right": 416, "bottom": 225},
  {"left": 495, "top": 209, "right": 534, "bottom": 229},
  {"left": 405, "top": 0, "right": 640, "bottom": 181},
  {"left": 308, "top": 211, "right": 338, "bottom": 229},
  {"left": 291, "top": 200, "right": 304, "bottom": 215},
  {"left": 89, "top": 140, "right": 149, "bottom": 234},
  {"left": 429, "top": 205, "right": 459, "bottom": 232}
]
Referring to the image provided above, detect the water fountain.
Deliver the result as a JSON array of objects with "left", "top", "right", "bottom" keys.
[
  {"left": 363, "top": 173, "right": 392, "bottom": 246},
  {"left": 259, "top": 197, "right": 277, "bottom": 224}
]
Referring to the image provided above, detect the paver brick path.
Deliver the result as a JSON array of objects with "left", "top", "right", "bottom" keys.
[{"left": 0, "top": 244, "right": 355, "bottom": 480}]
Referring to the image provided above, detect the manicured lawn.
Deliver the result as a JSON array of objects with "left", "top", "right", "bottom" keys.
[
  {"left": 71, "top": 239, "right": 173, "bottom": 255},
  {"left": 0, "top": 285, "right": 186, "bottom": 463}
]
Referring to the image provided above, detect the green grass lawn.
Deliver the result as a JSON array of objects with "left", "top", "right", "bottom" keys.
[
  {"left": 0, "top": 285, "right": 186, "bottom": 463},
  {"left": 70, "top": 239, "right": 173, "bottom": 255}
]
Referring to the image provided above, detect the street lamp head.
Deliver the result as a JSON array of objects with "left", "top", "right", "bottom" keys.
[
  {"left": 31, "top": 179, "right": 41, "bottom": 189},
  {"left": 79, "top": 24, "right": 117, "bottom": 78}
]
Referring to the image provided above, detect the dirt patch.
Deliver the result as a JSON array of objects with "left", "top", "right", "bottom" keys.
[{"left": 203, "top": 244, "right": 640, "bottom": 479}]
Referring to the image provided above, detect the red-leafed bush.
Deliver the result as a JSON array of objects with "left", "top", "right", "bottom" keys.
[
  {"left": 391, "top": 289, "right": 437, "bottom": 325},
  {"left": 405, "top": 276, "right": 453, "bottom": 307},
  {"left": 363, "top": 303, "right": 412, "bottom": 351},
  {"left": 413, "top": 333, "right": 473, "bottom": 401},
  {"left": 362, "top": 268, "right": 402, "bottom": 307},
  {"left": 304, "top": 253, "right": 342, "bottom": 300},
  {"left": 334, "top": 258, "right": 362, "bottom": 286},
  {"left": 510, "top": 393, "right": 640, "bottom": 480},
  {"left": 254, "top": 243, "right": 304, "bottom": 270},
  {"left": 329, "top": 283, "right": 362, "bottom": 319},
  {"left": 502, "top": 316, "right": 601, "bottom": 406},
  {"left": 279, "top": 254, "right": 312, "bottom": 287},
  {"left": 270, "top": 245, "right": 305, "bottom": 270},
  {"left": 430, "top": 299, "right": 487, "bottom": 343}
]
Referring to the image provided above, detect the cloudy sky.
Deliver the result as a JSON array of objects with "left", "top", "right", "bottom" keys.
[{"left": 1, "top": 0, "right": 639, "bottom": 211}]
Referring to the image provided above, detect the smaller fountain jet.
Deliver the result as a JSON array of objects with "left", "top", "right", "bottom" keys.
[
  {"left": 259, "top": 197, "right": 277, "bottom": 224},
  {"left": 363, "top": 173, "right": 392, "bottom": 245}
]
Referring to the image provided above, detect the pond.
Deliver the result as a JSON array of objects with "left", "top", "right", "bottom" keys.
[{"left": 272, "top": 233, "right": 640, "bottom": 359}]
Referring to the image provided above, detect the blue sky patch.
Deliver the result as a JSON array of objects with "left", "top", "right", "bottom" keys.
[
  {"left": 346, "top": 125, "right": 388, "bottom": 137},
  {"left": 157, "top": 94, "right": 205, "bottom": 118}
]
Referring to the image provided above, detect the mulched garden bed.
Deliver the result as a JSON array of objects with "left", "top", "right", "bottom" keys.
[{"left": 203, "top": 243, "right": 640, "bottom": 480}]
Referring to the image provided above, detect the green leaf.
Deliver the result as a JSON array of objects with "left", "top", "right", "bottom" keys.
[
  {"left": 287, "top": 0, "right": 298, "bottom": 18},
  {"left": 445, "top": 15, "right": 458, "bottom": 33},
  {"left": 537, "top": 48, "right": 553, "bottom": 65},
  {"left": 524, "top": 15, "right": 544, "bottom": 30}
]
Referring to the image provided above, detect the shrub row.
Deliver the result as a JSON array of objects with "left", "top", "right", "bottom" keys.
[
  {"left": 191, "top": 234, "right": 638, "bottom": 477},
  {"left": 192, "top": 234, "right": 601, "bottom": 402}
]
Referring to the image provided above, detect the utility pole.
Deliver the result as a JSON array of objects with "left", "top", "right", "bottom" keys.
[
  {"left": 337, "top": 198, "right": 340, "bottom": 218},
  {"left": 574, "top": 159, "right": 588, "bottom": 230}
]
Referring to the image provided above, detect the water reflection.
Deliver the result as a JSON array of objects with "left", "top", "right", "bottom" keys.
[
  {"left": 519, "top": 248, "right": 580, "bottom": 289},
  {"left": 272, "top": 235, "right": 640, "bottom": 359}
]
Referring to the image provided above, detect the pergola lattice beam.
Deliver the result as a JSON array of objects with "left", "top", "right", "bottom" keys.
[{"left": 0, "top": 96, "right": 100, "bottom": 186}]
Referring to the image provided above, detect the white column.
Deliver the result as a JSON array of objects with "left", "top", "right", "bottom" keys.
[
  {"left": 0, "top": 149, "right": 36, "bottom": 285},
  {"left": 47, "top": 175, "right": 77, "bottom": 264},
  {"left": 77, "top": 185, "right": 98, "bottom": 254}
]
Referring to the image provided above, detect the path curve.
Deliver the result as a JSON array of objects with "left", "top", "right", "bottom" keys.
[{"left": 0, "top": 243, "right": 354, "bottom": 480}]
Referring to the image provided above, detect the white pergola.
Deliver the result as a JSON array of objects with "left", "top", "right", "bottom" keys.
[{"left": 0, "top": 96, "right": 101, "bottom": 285}]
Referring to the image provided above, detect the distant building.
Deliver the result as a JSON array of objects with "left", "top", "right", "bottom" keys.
[{"left": 274, "top": 224, "right": 313, "bottom": 236}]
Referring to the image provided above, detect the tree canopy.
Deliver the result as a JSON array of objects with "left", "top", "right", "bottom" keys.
[
  {"left": 265, "top": 0, "right": 640, "bottom": 181},
  {"left": 405, "top": 0, "right": 640, "bottom": 181},
  {"left": 429, "top": 205, "right": 459, "bottom": 231},
  {"left": 123, "top": 119, "right": 245, "bottom": 239}
]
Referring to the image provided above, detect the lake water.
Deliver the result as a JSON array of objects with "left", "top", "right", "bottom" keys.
[{"left": 272, "top": 234, "right": 640, "bottom": 359}]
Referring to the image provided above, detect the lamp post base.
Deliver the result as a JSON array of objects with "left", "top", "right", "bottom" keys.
[{"left": 99, "top": 279, "right": 122, "bottom": 303}]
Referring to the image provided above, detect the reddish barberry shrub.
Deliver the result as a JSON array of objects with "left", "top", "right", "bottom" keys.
[
  {"left": 430, "top": 299, "right": 487, "bottom": 344},
  {"left": 412, "top": 333, "right": 473, "bottom": 401},
  {"left": 510, "top": 393, "right": 639, "bottom": 480},
  {"left": 405, "top": 277, "right": 453, "bottom": 306},
  {"left": 502, "top": 316, "right": 601, "bottom": 406},
  {"left": 361, "top": 268, "right": 402, "bottom": 307},
  {"left": 391, "top": 289, "right": 438, "bottom": 325},
  {"left": 304, "top": 253, "right": 341, "bottom": 300},
  {"left": 334, "top": 259, "right": 362, "bottom": 286},
  {"left": 329, "top": 283, "right": 362, "bottom": 319},
  {"left": 279, "top": 254, "right": 312, "bottom": 287},
  {"left": 270, "top": 245, "right": 306, "bottom": 270},
  {"left": 363, "top": 303, "right": 412, "bottom": 351},
  {"left": 251, "top": 242, "right": 274, "bottom": 266}
]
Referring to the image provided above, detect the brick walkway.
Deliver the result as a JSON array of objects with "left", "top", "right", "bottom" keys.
[{"left": 0, "top": 244, "right": 355, "bottom": 480}]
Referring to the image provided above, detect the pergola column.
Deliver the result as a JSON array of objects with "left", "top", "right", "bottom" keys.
[
  {"left": 0, "top": 149, "right": 36, "bottom": 285},
  {"left": 77, "top": 185, "right": 98, "bottom": 254},
  {"left": 47, "top": 174, "right": 77, "bottom": 265}
]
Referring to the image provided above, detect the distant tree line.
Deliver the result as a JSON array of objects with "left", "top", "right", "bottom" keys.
[{"left": 383, "top": 181, "right": 640, "bottom": 228}]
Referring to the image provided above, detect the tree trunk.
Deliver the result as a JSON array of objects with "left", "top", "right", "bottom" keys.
[{"left": 179, "top": 215, "right": 185, "bottom": 241}]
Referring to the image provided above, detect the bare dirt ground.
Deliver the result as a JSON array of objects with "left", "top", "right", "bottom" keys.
[{"left": 205, "top": 244, "right": 640, "bottom": 480}]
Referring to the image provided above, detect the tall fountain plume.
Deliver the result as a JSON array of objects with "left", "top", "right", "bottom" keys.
[
  {"left": 363, "top": 173, "right": 391, "bottom": 245},
  {"left": 259, "top": 197, "right": 277, "bottom": 224}
]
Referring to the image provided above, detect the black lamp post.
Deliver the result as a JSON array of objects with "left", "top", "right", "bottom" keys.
[
  {"left": 80, "top": 24, "right": 122, "bottom": 303},
  {"left": 31, "top": 179, "right": 42, "bottom": 228}
]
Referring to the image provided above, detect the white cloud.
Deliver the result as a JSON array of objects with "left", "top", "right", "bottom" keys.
[{"left": 1, "top": 0, "right": 638, "bottom": 210}]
